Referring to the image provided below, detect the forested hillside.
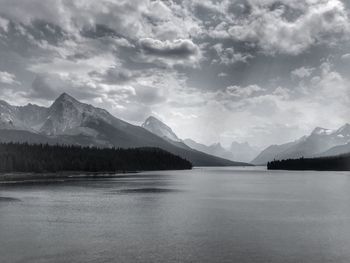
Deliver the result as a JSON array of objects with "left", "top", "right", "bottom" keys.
[
  {"left": 267, "top": 154, "right": 350, "bottom": 171},
  {"left": 0, "top": 143, "right": 192, "bottom": 173}
]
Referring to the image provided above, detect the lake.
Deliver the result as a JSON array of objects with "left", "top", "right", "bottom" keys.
[{"left": 1, "top": 167, "right": 350, "bottom": 263}]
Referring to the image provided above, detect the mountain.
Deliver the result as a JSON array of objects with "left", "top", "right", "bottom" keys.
[
  {"left": 207, "top": 143, "right": 234, "bottom": 160},
  {"left": 140, "top": 116, "right": 253, "bottom": 164},
  {"left": 142, "top": 116, "right": 181, "bottom": 142},
  {"left": 252, "top": 124, "right": 350, "bottom": 164},
  {"left": 184, "top": 139, "right": 211, "bottom": 153},
  {"left": 184, "top": 139, "right": 234, "bottom": 160},
  {"left": 251, "top": 139, "right": 303, "bottom": 165},
  {"left": 141, "top": 116, "right": 192, "bottom": 150},
  {"left": 141, "top": 116, "right": 257, "bottom": 163},
  {"left": 0, "top": 100, "right": 47, "bottom": 131},
  {"left": 40, "top": 93, "right": 117, "bottom": 136},
  {"left": 230, "top": 142, "right": 259, "bottom": 163},
  {"left": 0, "top": 93, "right": 249, "bottom": 167},
  {"left": 317, "top": 142, "right": 350, "bottom": 157},
  {"left": 141, "top": 116, "right": 195, "bottom": 151},
  {"left": 315, "top": 124, "right": 350, "bottom": 157},
  {"left": 275, "top": 125, "right": 350, "bottom": 160},
  {"left": 184, "top": 139, "right": 258, "bottom": 163}
]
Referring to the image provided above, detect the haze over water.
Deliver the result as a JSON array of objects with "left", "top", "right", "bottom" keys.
[{"left": 1, "top": 167, "right": 350, "bottom": 263}]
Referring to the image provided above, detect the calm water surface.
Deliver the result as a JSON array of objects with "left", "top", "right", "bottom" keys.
[{"left": 1, "top": 167, "right": 350, "bottom": 263}]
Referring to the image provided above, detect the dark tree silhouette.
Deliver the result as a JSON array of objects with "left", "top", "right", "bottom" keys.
[
  {"left": 0, "top": 143, "right": 192, "bottom": 173},
  {"left": 267, "top": 154, "right": 350, "bottom": 171}
]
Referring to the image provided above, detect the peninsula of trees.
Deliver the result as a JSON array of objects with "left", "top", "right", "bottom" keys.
[
  {"left": 267, "top": 154, "right": 350, "bottom": 171},
  {"left": 0, "top": 143, "right": 192, "bottom": 173}
]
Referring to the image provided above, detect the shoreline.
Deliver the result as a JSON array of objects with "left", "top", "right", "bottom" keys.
[
  {"left": 0, "top": 167, "right": 193, "bottom": 183},
  {"left": 0, "top": 171, "right": 138, "bottom": 183}
]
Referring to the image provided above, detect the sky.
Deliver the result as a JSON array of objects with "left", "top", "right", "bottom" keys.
[{"left": 0, "top": 0, "right": 350, "bottom": 148}]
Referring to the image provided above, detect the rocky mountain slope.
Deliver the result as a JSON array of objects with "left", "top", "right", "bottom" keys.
[
  {"left": 252, "top": 124, "right": 350, "bottom": 164},
  {"left": 0, "top": 93, "right": 249, "bottom": 167}
]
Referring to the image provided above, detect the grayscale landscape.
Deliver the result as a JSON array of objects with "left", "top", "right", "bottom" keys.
[{"left": 1, "top": 0, "right": 350, "bottom": 262}]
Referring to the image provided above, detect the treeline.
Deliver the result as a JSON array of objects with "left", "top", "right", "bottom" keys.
[
  {"left": 0, "top": 143, "right": 192, "bottom": 173},
  {"left": 267, "top": 154, "right": 350, "bottom": 171}
]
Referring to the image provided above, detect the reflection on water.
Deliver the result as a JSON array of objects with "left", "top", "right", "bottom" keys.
[
  {"left": 0, "top": 196, "right": 21, "bottom": 202},
  {"left": 116, "top": 188, "right": 184, "bottom": 194},
  {"left": 1, "top": 167, "right": 350, "bottom": 263}
]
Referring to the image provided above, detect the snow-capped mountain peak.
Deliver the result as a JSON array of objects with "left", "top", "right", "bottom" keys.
[
  {"left": 310, "top": 124, "right": 350, "bottom": 138},
  {"left": 142, "top": 116, "right": 181, "bottom": 142},
  {"left": 311, "top": 127, "right": 333, "bottom": 135},
  {"left": 252, "top": 123, "right": 350, "bottom": 164}
]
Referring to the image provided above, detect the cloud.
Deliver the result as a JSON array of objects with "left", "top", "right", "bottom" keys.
[
  {"left": 132, "top": 84, "right": 167, "bottom": 105},
  {"left": 1, "top": 0, "right": 350, "bottom": 148},
  {"left": 0, "top": 16, "right": 9, "bottom": 32},
  {"left": 218, "top": 72, "right": 228, "bottom": 77},
  {"left": 138, "top": 38, "right": 201, "bottom": 67},
  {"left": 92, "top": 67, "right": 135, "bottom": 84},
  {"left": 29, "top": 75, "right": 57, "bottom": 99},
  {"left": 29, "top": 53, "right": 119, "bottom": 79},
  {"left": 0, "top": 0, "right": 204, "bottom": 41},
  {"left": 0, "top": 71, "right": 20, "bottom": 84},
  {"left": 25, "top": 74, "right": 102, "bottom": 101},
  {"left": 234, "top": 61, "right": 350, "bottom": 144},
  {"left": 291, "top": 66, "right": 314, "bottom": 79},
  {"left": 139, "top": 38, "right": 199, "bottom": 58},
  {"left": 341, "top": 53, "right": 350, "bottom": 61},
  {"left": 224, "top": 84, "right": 264, "bottom": 98},
  {"left": 212, "top": 43, "right": 252, "bottom": 64},
  {"left": 170, "top": 58, "right": 350, "bottom": 147},
  {"left": 227, "top": 0, "right": 350, "bottom": 55}
]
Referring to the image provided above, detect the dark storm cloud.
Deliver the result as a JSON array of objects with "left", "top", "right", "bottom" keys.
[
  {"left": 27, "top": 20, "right": 67, "bottom": 45},
  {"left": 139, "top": 38, "right": 199, "bottom": 58},
  {"left": 81, "top": 24, "right": 120, "bottom": 39}
]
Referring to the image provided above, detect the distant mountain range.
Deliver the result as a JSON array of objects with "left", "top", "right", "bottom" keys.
[
  {"left": 184, "top": 139, "right": 233, "bottom": 161},
  {"left": 229, "top": 142, "right": 260, "bottom": 163},
  {"left": 183, "top": 139, "right": 259, "bottom": 163},
  {"left": 0, "top": 93, "right": 249, "bottom": 167},
  {"left": 141, "top": 116, "right": 193, "bottom": 150},
  {"left": 252, "top": 124, "right": 350, "bottom": 164},
  {"left": 3, "top": 93, "right": 348, "bottom": 166},
  {"left": 140, "top": 115, "right": 258, "bottom": 163}
]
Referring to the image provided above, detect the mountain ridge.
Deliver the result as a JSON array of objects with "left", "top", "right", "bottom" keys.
[
  {"left": 0, "top": 93, "right": 250, "bottom": 167},
  {"left": 142, "top": 116, "right": 182, "bottom": 143},
  {"left": 252, "top": 124, "right": 350, "bottom": 164}
]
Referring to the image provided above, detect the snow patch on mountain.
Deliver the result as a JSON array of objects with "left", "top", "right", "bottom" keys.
[
  {"left": 311, "top": 127, "right": 333, "bottom": 135},
  {"left": 252, "top": 124, "right": 350, "bottom": 164}
]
